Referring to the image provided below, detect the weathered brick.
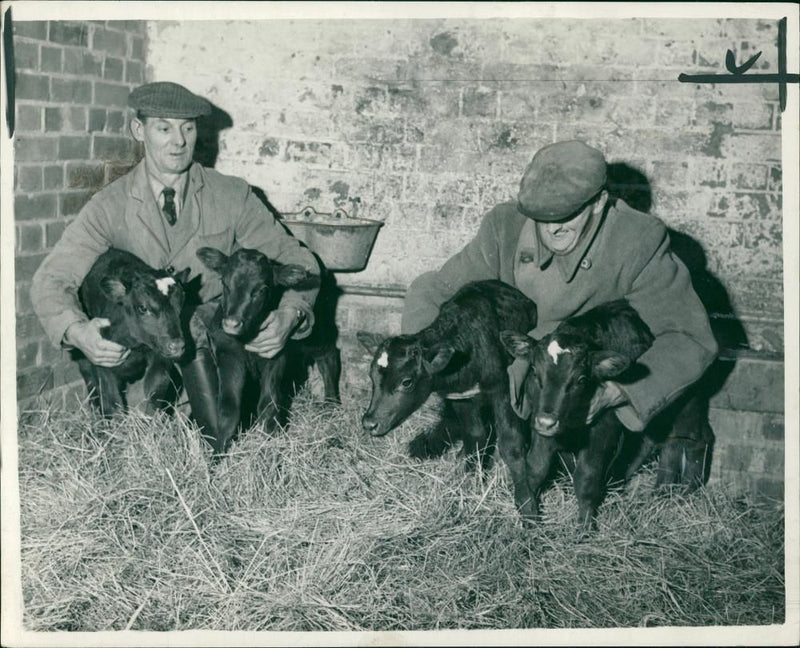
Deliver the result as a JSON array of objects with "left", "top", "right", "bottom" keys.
[
  {"left": 49, "top": 21, "right": 89, "bottom": 46},
  {"left": 67, "top": 162, "right": 105, "bottom": 190},
  {"left": 40, "top": 45, "right": 62, "bottom": 73},
  {"left": 60, "top": 191, "right": 92, "bottom": 216},
  {"left": 16, "top": 223, "right": 44, "bottom": 253},
  {"left": 15, "top": 282, "right": 34, "bottom": 315},
  {"left": 462, "top": 87, "right": 497, "bottom": 118},
  {"left": 93, "top": 135, "right": 135, "bottom": 161},
  {"left": 650, "top": 159, "right": 689, "bottom": 188},
  {"left": 762, "top": 415, "right": 784, "bottom": 441},
  {"left": 767, "top": 166, "right": 781, "bottom": 192},
  {"left": 17, "top": 366, "right": 55, "bottom": 401},
  {"left": 284, "top": 140, "right": 333, "bottom": 165},
  {"left": 46, "top": 220, "right": 69, "bottom": 248},
  {"left": 720, "top": 133, "right": 781, "bottom": 162},
  {"left": 125, "top": 60, "right": 143, "bottom": 84},
  {"left": 131, "top": 35, "right": 145, "bottom": 61},
  {"left": 92, "top": 26, "right": 128, "bottom": 56},
  {"left": 68, "top": 107, "right": 87, "bottom": 131},
  {"left": 63, "top": 49, "right": 102, "bottom": 76},
  {"left": 13, "top": 22, "right": 48, "bottom": 40},
  {"left": 16, "top": 104, "right": 42, "bottom": 132},
  {"left": 654, "top": 100, "right": 693, "bottom": 129},
  {"left": 691, "top": 158, "right": 727, "bottom": 188},
  {"left": 44, "top": 107, "right": 62, "bottom": 132},
  {"left": 642, "top": 18, "right": 726, "bottom": 39},
  {"left": 14, "top": 193, "right": 57, "bottom": 221},
  {"left": 104, "top": 56, "right": 124, "bottom": 81},
  {"left": 107, "top": 21, "right": 145, "bottom": 34},
  {"left": 58, "top": 135, "right": 91, "bottom": 160},
  {"left": 89, "top": 108, "right": 107, "bottom": 132},
  {"left": 732, "top": 102, "right": 774, "bottom": 131},
  {"left": 106, "top": 111, "right": 126, "bottom": 133},
  {"left": 16, "top": 73, "right": 50, "bottom": 101},
  {"left": 95, "top": 82, "right": 129, "bottom": 107},
  {"left": 16, "top": 313, "right": 46, "bottom": 340},
  {"left": 43, "top": 165, "right": 64, "bottom": 190},
  {"left": 14, "top": 40, "right": 39, "bottom": 69},
  {"left": 51, "top": 78, "right": 92, "bottom": 103},
  {"left": 15, "top": 252, "right": 48, "bottom": 281},
  {"left": 17, "top": 166, "right": 43, "bottom": 192},
  {"left": 16, "top": 340, "right": 41, "bottom": 371},
  {"left": 693, "top": 101, "right": 733, "bottom": 126},
  {"left": 730, "top": 163, "right": 768, "bottom": 191}
]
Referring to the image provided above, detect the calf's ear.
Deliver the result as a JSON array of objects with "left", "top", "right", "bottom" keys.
[
  {"left": 173, "top": 267, "right": 192, "bottom": 284},
  {"left": 500, "top": 330, "right": 534, "bottom": 359},
  {"left": 100, "top": 277, "right": 128, "bottom": 301},
  {"left": 274, "top": 263, "right": 320, "bottom": 289},
  {"left": 590, "top": 350, "right": 631, "bottom": 379},
  {"left": 423, "top": 343, "right": 455, "bottom": 375},
  {"left": 356, "top": 331, "right": 386, "bottom": 353},
  {"left": 196, "top": 247, "right": 228, "bottom": 273}
]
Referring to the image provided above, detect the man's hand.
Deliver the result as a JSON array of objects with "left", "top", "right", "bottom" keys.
[
  {"left": 65, "top": 319, "right": 130, "bottom": 367},
  {"left": 586, "top": 381, "right": 628, "bottom": 424},
  {"left": 244, "top": 308, "right": 301, "bottom": 359}
]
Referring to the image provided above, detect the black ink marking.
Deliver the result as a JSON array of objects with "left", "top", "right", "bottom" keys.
[
  {"left": 3, "top": 7, "right": 14, "bottom": 137},
  {"left": 678, "top": 17, "right": 798, "bottom": 112}
]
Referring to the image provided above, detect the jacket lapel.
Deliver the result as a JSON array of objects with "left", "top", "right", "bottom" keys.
[
  {"left": 127, "top": 161, "right": 170, "bottom": 259},
  {"left": 165, "top": 163, "right": 204, "bottom": 263}
]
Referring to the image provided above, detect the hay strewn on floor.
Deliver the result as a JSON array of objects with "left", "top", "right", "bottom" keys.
[{"left": 15, "top": 391, "right": 785, "bottom": 631}]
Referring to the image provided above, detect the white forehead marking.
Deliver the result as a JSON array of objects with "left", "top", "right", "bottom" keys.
[
  {"left": 377, "top": 351, "right": 389, "bottom": 368},
  {"left": 546, "top": 339, "right": 571, "bottom": 365},
  {"left": 155, "top": 277, "right": 175, "bottom": 296}
]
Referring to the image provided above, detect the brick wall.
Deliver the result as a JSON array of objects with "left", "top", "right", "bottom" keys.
[
  {"left": 13, "top": 20, "right": 145, "bottom": 408},
  {"left": 12, "top": 17, "right": 786, "bottom": 495}
]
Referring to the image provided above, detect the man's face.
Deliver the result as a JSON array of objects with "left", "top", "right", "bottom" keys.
[
  {"left": 537, "top": 191, "right": 607, "bottom": 256},
  {"left": 130, "top": 117, "right": 197, "bottom": 178}
]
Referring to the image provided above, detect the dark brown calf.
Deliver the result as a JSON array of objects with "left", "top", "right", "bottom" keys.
[
  {"left": 501, "top": 299, "right": 714, "bottom": 531},
  {"left": 76, "top": 248, "right": 189, "bottom": 415},
  {"left": 195, "top": 247, "right": 328, "bottom": 455},
  {"left": 358, "top": 280, "right": 539, "bottom": 519}
]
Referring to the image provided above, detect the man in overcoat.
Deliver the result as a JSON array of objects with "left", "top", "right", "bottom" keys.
[
  {"left": 30, "top": 81, "right": 320, "bottom": 442},
  {"left": 401, "top": 140, "right": 718, "bottom": 434}
]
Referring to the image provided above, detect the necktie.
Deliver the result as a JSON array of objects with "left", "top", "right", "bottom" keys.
[{"left": 162, "top": 187, "right": 177, "bottom": 226}]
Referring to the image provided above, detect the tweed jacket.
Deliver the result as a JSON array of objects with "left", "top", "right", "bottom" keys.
[
  {"left": 31, "top": 160, "right": 320, "bottom": 349},
  {"left": 401, "top": 199, "right": 718, "bottom": 431}
]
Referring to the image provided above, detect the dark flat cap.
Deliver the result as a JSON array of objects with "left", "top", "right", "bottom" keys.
[
  {"left": 128, "top": 81, "right": 212, "bottom": 119},
  {"left": 518, "top": 140, "right": 607, "bottom": 221}
]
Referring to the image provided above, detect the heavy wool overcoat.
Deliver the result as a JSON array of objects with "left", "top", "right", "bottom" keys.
[{"left": 401, "top": 199, "right": 718, "bottom": 431}]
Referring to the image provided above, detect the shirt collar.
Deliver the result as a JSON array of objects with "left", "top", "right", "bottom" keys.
[{"left": 146, "top": 165, "right": 189, "bottom": 209}]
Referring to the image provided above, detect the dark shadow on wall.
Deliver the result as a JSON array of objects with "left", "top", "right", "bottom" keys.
[
  {"left": 606, "top": 162, "right": 748, "bottom": 400},
  {"left": 194, "top": 103, "right": 233, "bottom": 168}
]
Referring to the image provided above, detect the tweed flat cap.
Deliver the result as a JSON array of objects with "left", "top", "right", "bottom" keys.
[
  {"left": 517, "top": 140, "right": 607, "bottom": 221},
  {"left": 128, "top": 82, "right": 211, "bottom": 118}
]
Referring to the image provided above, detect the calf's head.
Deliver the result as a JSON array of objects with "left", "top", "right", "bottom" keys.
[
  {"left": 101, "top": 268, "right": 190, "bottom": 359},
  {"left": 500, "top": 331, "right": 631, "bottom": 437},
  {"left": 357, "top": 331, "right": 455, "bottom": 437},
  {"left": 197, "top": 247, "right": 315, "bottom": 339}
]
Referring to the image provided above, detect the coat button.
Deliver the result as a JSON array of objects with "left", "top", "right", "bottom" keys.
[
  {"left": 519, "top": 252, "right": 535, "bottom": 264},
  {"left": 165, "top": 265, "right": 175, "bottom": 274},
  {"left": 580, "top": 258, "right": 592, "bottom": 270}
]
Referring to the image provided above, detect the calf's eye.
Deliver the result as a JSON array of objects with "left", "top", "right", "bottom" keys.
[
  {"left": 400, "top": 378, "right": 414, "bottom": 389},
  {"left": 136, "top": 304, "right": 148, "bottom": 315}
]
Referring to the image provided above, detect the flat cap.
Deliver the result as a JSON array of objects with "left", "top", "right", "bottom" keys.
[
  {"left": 128, "top": 81, "right": 211, "bottom": 119},
  {"left": 517, "top": 140, "right": 607, "bottom": 221}
]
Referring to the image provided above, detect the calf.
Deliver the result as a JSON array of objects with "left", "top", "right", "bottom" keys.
[
  {"left": 501, "top": 299, "right": 714, "bottom": 531},
  {"left": 357, "top": 280, "right": 539, "bottom": 519},
  {"left": 76, "top": 249, "right": 189, "bottom": 415},
  {"left": 195, "top": 246, "right": 328, "bottom": 455}
]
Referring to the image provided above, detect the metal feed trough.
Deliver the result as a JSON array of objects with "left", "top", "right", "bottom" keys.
[{"left": 282, "top": 206, "right": 384, "bottom": 272}]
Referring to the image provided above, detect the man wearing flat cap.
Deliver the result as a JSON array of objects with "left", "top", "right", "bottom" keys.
[
  {"left": 401, "top": 140, "right": 717, "bottom": 437},
  {"left": 31, "top": 81, "right": 320, "bottom": 445}
]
